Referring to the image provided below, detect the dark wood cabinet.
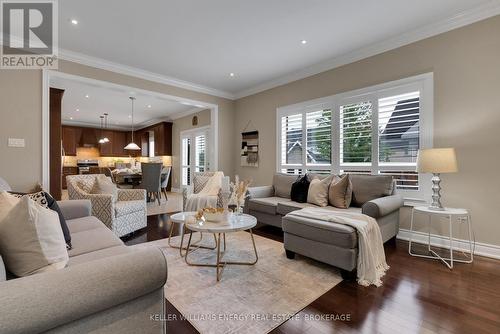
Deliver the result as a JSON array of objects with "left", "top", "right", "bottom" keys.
[
  {"left": 62, "top": 167, "right": 78, "bottom": 189},
  {"left": 62, "top": 125, "right": 77, "bottom": 156},
  {"left": 98, "top": 130, "right": 114, "bottom": 156},
  {"left": 61, "top": 122, "right": 172, "bottom": 159},
  {"left": 112, "top": 131, "right": 127, "bottom": 156}
]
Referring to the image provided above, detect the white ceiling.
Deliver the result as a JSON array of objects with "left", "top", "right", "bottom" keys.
[
  {"left": 51, "top": 77, "right": 201, "bottom": 129},
  {"left": 58, "top": 0, "right": 499, "bottom": 98}
]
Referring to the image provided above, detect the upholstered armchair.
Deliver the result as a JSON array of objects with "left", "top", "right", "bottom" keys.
[
  {"left": 66, "top": 174, "right": 147, "bottom": 237},
  {"left": 182, "top": 172, "right": 230, "bottom": 211}
]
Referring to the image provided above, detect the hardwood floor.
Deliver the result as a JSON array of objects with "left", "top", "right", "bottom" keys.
[{"left": 126, "top": 215, "right": 500, "bottom": 334}]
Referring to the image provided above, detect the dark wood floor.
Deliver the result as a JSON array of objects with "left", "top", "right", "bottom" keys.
[{"left": 126, "top": 214, "right": 500, "bottom": 334}]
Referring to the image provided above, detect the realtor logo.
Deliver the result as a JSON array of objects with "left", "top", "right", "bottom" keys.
[{"left": 1, "top": 0, "right": 58, "bottom": 69}]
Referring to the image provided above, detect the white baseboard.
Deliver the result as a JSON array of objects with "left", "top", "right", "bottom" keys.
[
  {"left": 171, "top": 188, "right": 182, "bottom": 193},
  {"left": 397, "top": 229, "right": 500, "bottom": 260}
]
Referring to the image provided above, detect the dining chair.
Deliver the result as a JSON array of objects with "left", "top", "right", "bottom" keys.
[
  {"left": 139, "top": 162, "right": 163, "bottom": 205},
  {"left": 160, "top": 166, "right": 172, "bottom": 201}
]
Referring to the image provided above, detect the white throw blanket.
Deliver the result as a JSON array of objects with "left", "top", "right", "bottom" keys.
[
  {"left": 185, "top": 172, "right": 224, "bottom": 211},
  {"left": 287, "top": 207, "right": 389, "bottom": 287}
]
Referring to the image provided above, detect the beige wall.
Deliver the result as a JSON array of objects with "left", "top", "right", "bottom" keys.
[
  {"left": 234, "top": 16, "right": 500, "bottom": 247},
  {"left": 0, "top": 60, "right": 235, "bottom": 192},
  {"left": 171, "top": 109, "right": 211, "bottom": 189}
]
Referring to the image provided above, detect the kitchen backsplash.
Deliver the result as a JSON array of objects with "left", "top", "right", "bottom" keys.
[{"left": 63, "top": 155, "right": 172, "bottom": 167}]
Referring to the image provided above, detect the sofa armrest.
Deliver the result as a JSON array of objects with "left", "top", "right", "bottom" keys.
[
  {"left": 57, "top": 200, "right": 91, "bottom": 220},
  {"left": 0, "top": 247, "right": 167, "bottom": 334},
  {"left": 362, "top": 194, "right": 404, "bottom": 219},
  {"left": 247, "top": 185, "right": 274, "bottom": 199},
  {"left": 118, "top": 189, "right": 146, "bottom": 201}
]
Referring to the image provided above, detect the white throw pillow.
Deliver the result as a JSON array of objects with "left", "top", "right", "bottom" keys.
[
  {"left": 307, "top": 175, "right": 333, "bottom": 207},
  {"left": 0, "top": 196, "right": 69, "bottom": 277}
]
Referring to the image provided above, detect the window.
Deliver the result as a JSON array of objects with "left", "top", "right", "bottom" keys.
[{"left": 276, "top": 73, "right": 433, "bottom": 200}]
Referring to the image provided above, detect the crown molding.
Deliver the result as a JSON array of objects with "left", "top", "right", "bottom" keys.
[
  {"left": 234, "top": 1, "right": 500, "bottom": 99},
  {"left": 57, "top": 49, "right": 236, "bottom": 100}
]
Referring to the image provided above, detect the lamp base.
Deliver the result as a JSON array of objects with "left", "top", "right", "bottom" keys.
[{"left": 429, "top": 173, "right": 444, "bottom": 211}]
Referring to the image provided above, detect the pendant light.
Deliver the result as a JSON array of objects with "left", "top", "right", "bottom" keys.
[
  {"left": 103, "top": 113, "right": 110, "bottom": 143},
  {"left": 124, "top": 96, "right": 141, "bottom": 150},
  {"left": 98, "top": 116, "right": 105, "bottom": 144}
]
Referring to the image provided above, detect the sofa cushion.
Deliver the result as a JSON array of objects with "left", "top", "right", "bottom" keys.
[
  {"left": 276, "top": 201, "right": 314, "bottom": 216},
  {"left": 273, "top": 174, "right": 298, "bottom": 198},
  {"left": 115, "top": 200, "right": 145, "bottom": 217},
  {"left": 290, "top": 175, "right": 310, "bottom": 203},
  {"left": 350, "top": 174, "right": 394, "bottom": 206},
  {"left": 67, "top": 216, "right": 106, "bottom": 234},
  {"left": 68, "top": 245, "right": 131, "bottom": 266},
  {"left": 248, "top": 197, "right": 291, "bottom": 215},
  {"left": 68, "top": 227, "right": 123, "bottom": 257},
  {"left": 282, "top": 213, "right": 358, "bottom": 249}
]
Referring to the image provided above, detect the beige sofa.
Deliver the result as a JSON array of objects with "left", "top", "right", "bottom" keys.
[
  {"left": 0, "top": 178, "right": 167, "bottom": 333},
  {"left": 245, "top": 173, "right": 403, "bottom": 278}
]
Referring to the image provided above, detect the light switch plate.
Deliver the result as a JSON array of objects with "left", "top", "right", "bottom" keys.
[{"left": 8, "top": 138, "right": 25, "bottom": 148}]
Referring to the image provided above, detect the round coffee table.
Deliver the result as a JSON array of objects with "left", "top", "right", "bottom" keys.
[
  {"left": 184, "top": 213, "right": 258, "bottom": 282},
  {"left": 169, "top": 212, "right": 216, "bottom": 256}
]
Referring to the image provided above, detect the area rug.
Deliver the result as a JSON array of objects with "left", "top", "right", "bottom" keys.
[
  {"left": 142, "top": 231, "right": 342, "bottom": 334},
  {"left": 146, "top": 192, "right": 183, "bottom": 216}
]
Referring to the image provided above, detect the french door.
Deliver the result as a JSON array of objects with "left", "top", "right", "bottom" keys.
[{"left": 181, "top": 127, "right": 209, "bottom": 186}]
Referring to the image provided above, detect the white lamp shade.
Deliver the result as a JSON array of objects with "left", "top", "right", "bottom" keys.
[
  {"left": 416, "top": 148, "right": 458, "bottom": 173},
  {"left": 124, "top": 142, "right": 141, "bottom": 150}
]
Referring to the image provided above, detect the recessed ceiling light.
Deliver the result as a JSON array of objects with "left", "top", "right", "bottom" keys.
[
  {"left": 85, "top": 94, "right": 89, "bottom": 98},
  {"left": 229, "top": 73, "right": 235, "bottom": 77},
  {"left": 128, "top": 115, "right": 132, "bottom": 118},
  {"left": 147, "top": 104, "right": 152, "bottom": 108},
  {"left": 71, "top": 19, "right": 78, "bottom": 25},
  {"left": 76, "top": 108, "right": 79, "bottom": 112},
  {"left": 301, "top": 40, "right": 307, "bottom": 45},
  {"left": 70, "top": 117, "right": 73, "bottom": 120}
]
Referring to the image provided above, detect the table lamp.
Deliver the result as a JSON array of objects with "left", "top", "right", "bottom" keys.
[{"left": 416, "top": 148, "right": 458, "bottom": 210}]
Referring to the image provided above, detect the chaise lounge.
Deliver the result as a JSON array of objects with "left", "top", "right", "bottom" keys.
[{"left": 245, "top": 173, "right": 404, "bottom": 277}]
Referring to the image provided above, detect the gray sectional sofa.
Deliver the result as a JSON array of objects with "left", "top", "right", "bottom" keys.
[
  {"left": 245, "top": 173, "right": 403, "bottom": 278},
  {"left": 0, "top": 180, "right": 167, "bottom": 334}
]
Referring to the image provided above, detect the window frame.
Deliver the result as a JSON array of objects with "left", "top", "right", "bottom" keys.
[{"left": 276, "top": 73, "right": 433, "bottom": 202}]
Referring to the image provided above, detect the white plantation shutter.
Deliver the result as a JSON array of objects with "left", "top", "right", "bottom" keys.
[
  {"left": 181, "top": 137, "right": 191, "bottom": 186},
  {"left": 281, "top": 113, "right": 303, "bottom": 167},
  {"left": 277, "top": 74, "right": 432, "bottom": 199},
  {"left": 340, "top": 101, "right": 373, "bottom": 166},
  {"left": 195, "top": 135, "right": 206, "bottom": 172},
  {"left": 306, "top": 110, "right": 332, "bottom": 165},
  {"left": 378, "top": 92, "right": 420, "bottom": 164}
]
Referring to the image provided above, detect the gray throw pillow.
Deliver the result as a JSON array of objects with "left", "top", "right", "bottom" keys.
[
  {"left": 273, "top": 174, "right": 298, "bottom": 198},
  {"left": 350, "top": 174, "right": 394, "bottom": 206}
]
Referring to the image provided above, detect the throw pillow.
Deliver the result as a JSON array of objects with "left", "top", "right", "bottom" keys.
[
  {"left": 92, "top": 175, "right": 118, "bottom": 202},
  {"left": 0, "top": 191, "right": 20, "bottom": 222},
  {"left": 8, "top": 191, "right": 72, "bottom": 249},
  {"left": 44, "top": 192, "right": 72, "bottom": 250},
  {"left": 290, "top": 174, "right": 310, "bottom": 203},
  {"left": 307, "top": 175, "right": 333, "bottom": 207},
  {"left": 9, "top": 190, "right": 48, "bottom": 208},
  {"left": 329, "top": 175, "right": 353, "bottom": 209},
  {"left": 0, "top": 196, "right": 69, "bottom": 277},
  {"left": 349, "top": 174, "right": 394, "bottom": 206}
]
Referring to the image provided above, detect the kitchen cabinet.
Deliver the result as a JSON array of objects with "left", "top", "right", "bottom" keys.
[
  {"left": 112, "top": 131, "right": 127, "bottom": 157},
  {"left": 98, "top": 130, "right": 114, "bottom": 156},
  {"left": 137, "top": 122, "right": 172, "bottom": 156},
  {"left": 62, "top": 166, "right": 78, "bottom": 189},
  {"left": 62, "top": 126, "right": 77, "bottom": 156}
]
